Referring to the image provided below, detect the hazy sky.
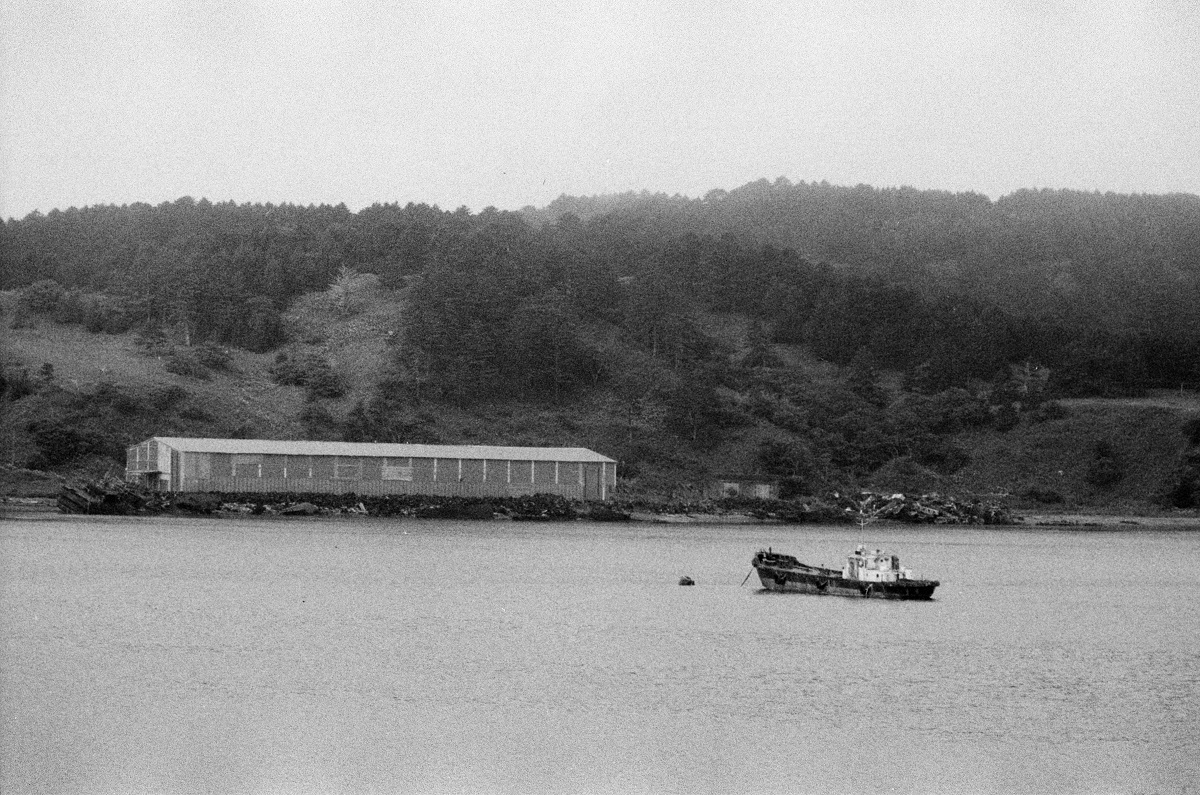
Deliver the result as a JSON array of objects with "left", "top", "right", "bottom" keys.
[{"left": 2, "top": 0, "right": 1197, "bottom": 219}]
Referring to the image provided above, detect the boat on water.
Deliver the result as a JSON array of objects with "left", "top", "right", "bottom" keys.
[{"left": 751, "top": 545, "right": 939, "bottom": 600}]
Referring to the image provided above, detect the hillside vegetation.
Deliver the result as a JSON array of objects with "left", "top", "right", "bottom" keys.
[
  {"left": 2, "top": 181, "right": 1199, "bottom": 511},
  {"left": 4, "top": 283, "right": 1199, "bottom": 512}
]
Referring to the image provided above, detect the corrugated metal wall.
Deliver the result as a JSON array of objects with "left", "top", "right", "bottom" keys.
[
  {"left": 172, "top": 451, "right": 599, "bottom": 498},
  {"left": 460, "top": 459, "right": 485, "bottom": 483}
]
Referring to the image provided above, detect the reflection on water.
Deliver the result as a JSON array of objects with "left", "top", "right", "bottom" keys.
[{"left": 2, "top": 515, "right": 1198, "bottom": 793}]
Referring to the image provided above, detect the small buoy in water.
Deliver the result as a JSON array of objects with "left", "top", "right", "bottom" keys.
[{"left": 679, "top": 576, "right": 695, "bottom": 586}]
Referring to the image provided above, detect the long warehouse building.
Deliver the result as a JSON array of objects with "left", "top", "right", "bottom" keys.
[{"left": 126, "top": 437, "right": 617, "bottom": 500}]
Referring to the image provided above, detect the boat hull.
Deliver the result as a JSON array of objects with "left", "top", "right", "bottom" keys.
[{"left": 753, "top": 564, "right": 938, "bottom": 600}]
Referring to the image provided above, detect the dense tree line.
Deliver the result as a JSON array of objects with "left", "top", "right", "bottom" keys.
[
  {"left": 1, "top": 198, "right": 464, "bottom": 350},
  {"left": 3, "top": 182, "right": 1199, "bottom": 402},
  {"left": 531, "top": 180, "right": 1200, "bottom": 286}
]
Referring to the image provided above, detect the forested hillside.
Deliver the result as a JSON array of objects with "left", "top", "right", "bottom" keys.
[{"left": 3, "top": 182, "right": 1199, "bottom": 507}]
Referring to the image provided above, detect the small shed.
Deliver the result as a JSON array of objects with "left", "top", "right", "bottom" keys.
[
  {"left": 709, "top": 474, "right": 779, "bottom": 500},
  {"left": 126, "top": 437, "right": 617, "bottom": 500}
]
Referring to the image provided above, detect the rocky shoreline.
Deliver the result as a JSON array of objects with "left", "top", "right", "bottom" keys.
[
  {"left": 8, "top": 487, "right": 1199, "bottom": 527},
  {"left": 40, "top": 479, "right": 1023, "bottom": 525}
]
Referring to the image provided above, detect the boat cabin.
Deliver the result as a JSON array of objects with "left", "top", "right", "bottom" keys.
[{"left": 843, "top": 545, "right": 914, "bottom": 583}]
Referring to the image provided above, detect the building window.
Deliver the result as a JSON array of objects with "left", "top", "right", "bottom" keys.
[
  {"left": 721, "top": 482, "right": 740, "bottom": 497},
  {"left": 382, "top": 458, "right": 414, "bottom": 481},
  {"left": 334, "top": 457, "right": 362, "bottom": 480},
  {"left": 287, "top": 456, "right": 313, "bottom": 478},
  {"left": 754, "top": 483, "right": 772, "bottom": 499},
  {"left": 232, "top": 454, "right": 262, "bottom": 478}
]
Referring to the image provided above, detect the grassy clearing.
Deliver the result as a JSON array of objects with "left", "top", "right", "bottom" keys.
[
  {"left": 281, "top": 277, "right": 407, "bottom": 410},
  {"left": 6, "top": 320, "right": 168, "bottom": 390},
  {"left": 951, "top": 402, "right": 1194, "bottom": 510}
]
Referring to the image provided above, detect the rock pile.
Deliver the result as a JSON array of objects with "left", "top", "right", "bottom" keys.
[
  {"left": 840, "top": 491, "right": 1016, "bottom": 525},
  {"left": 60, "top": 488, "right": 631, "bottom": 522},
  {"left": 55, "top": 482, "right": 1012, "bottom": 525}
]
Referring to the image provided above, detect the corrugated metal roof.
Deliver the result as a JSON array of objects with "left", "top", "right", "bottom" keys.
[{"left": 142, "top": 437, "right": 617, "bottom": 463}]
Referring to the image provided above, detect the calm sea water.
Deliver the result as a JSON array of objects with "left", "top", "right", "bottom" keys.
[{"left": 2, "top": 514, "right": 1198, "bottom": 795}]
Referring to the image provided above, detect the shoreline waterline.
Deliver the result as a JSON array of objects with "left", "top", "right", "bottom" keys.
[{"left": 4, "top": 501, "right": 1200, "bottom": 530}]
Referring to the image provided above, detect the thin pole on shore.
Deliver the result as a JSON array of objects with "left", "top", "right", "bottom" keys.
[{"left": 740, "top": 570, "right": 753, "bottom": 587}]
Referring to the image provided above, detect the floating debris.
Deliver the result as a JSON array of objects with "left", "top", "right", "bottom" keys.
[{"left": 57, "top": 478, "right": 153, "bottom": 515}]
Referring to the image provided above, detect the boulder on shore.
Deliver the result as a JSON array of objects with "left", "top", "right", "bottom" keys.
[
  {"left": 280, "top": 501, "right": 319, "bottom": 516},
  {"left": 175, "top": 494, "right": 220, "bottom": 514}
]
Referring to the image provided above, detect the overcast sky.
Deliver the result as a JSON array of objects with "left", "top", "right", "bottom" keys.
[{"left": 2, "top": 0, "right": 1197, "bottom": 219}]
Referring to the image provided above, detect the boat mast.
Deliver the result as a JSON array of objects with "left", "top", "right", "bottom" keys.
[{"left": 856, "top": 494, "right": 884, "bottom": 539}]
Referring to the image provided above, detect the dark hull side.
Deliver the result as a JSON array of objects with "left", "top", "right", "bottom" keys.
[{"left": 754, "top": 564, "right": 939, "bottom": 600}]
